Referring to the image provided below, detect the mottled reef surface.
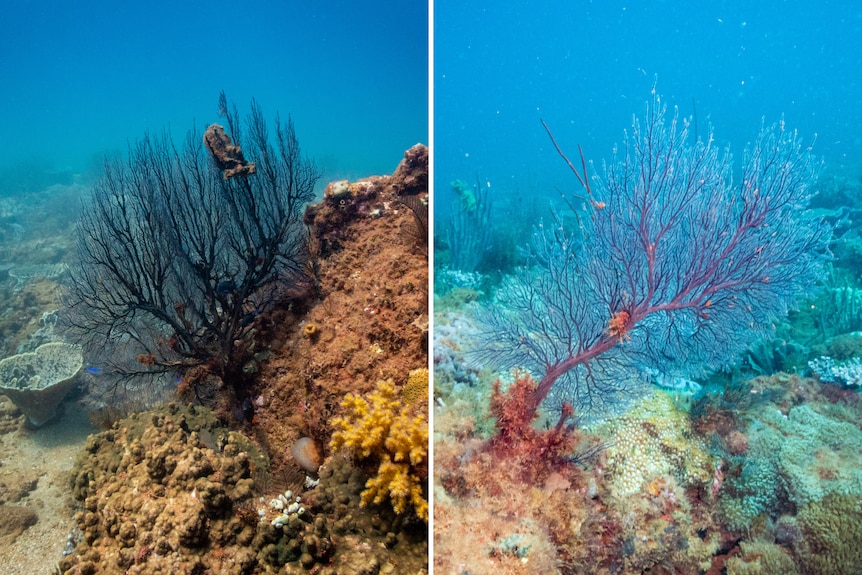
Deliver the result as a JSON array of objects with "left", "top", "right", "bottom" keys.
[{"left": 0, "top": 145, "right": 429, "bottom": 575}]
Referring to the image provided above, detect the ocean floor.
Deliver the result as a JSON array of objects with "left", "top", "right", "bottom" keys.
[{"left": 0, "top": 395, "right": 95, "bottom": 574}]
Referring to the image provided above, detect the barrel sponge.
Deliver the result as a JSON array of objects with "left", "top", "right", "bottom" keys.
[
  {"left": 0, "top": 342, "right": 83, "bottom": 426},
  {"left": 330, "top": 379, "right": 428, "bottom": 521}
]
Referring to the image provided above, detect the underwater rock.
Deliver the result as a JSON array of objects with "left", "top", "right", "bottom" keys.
[
  {"left": 0, "top": 504, "right": 38, "bottom": 546},
  {"left": 307, "top": 456, "right": 428, "bottom": 572},
  {"left": 0, "top": 341, "right": 82, "bottom": 426},
  {"left": 251, "top": 145, "right": 429, "bottom": 572},
  {"left": 304, "top": 144, "right": 428, "bottom": 251},
  {"left": 306, "top": 175, "right": 391, "bottom": 247},
  {"left": 324, "top": 179, "right": 352, "bottom": 199},
  {"left": 0, "top": 471, "right": 38, "bottom": 505},
  {"left": 61, "top": 403, "right": 430, "bottom": 574},
  {"left": 390, "top": 143, "right": 429, "bottom": 197}
]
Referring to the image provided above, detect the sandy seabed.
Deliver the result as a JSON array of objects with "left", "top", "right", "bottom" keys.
[{"left": 0, "top": 397, "right": 95, "bottom": 575}]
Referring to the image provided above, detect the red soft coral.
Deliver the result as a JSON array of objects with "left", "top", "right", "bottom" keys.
[{"left": 489, "top": 372, "right": 580, "bottom": 484}]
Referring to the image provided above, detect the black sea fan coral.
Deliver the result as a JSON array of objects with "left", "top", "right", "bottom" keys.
[{"left": 62, "top": 92, "right": 320, "bottom": 396}]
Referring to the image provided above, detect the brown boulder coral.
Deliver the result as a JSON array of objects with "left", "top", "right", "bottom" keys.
[{"left": 61, "top": 404, "right": 265, "bottom": 575}]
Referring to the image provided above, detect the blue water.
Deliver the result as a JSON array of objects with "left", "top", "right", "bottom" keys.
[
  {"left": 435, "top": 0, "right": 862, "bottom": 220},
  {"left": 0, "top": 0, "right": 428, "bottom": 192}
]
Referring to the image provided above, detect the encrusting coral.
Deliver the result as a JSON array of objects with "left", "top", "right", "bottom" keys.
[
  {"left": 330, "top": 377, "right": 428, "bottom": 521},
  {"left": 402, "top": 367, "right": 429, "bottom": 406},
  {"left": 725, "top": 540, "right": 800, "bottom": 575},
  {"left": 600, "top": 390, "right": 715, "bottom": 497},
  {"left": 717, "top": 394, "right": 862, "bottom": 533},
  {"left": 60, "top": 403, "right": 268, "bottom": 575},
  {"left": 59, "top": 402, "right": 428, "bottom": 574},
  {"left": 791, "top": 492, "right": 862, "bottom": 575}
]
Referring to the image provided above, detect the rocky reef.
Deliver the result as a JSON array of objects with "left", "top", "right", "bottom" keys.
[
  {"left": 250, "top": 144, "right": 429, "bottom": 524},
  {"left": 61, "top": 403, "right": 264, "bottom": 575},
  {"left": 434, "top": 351, "right": 862, "bottom": 574},
  {"left": 58, "top": 145, "right": 429, "bottom": 574},
  {"left": 61, "top": 401, "right": 428, "bottom": 575}
]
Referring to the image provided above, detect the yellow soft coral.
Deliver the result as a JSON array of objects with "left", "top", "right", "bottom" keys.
[
  {"left": 362, "top": 460, "right": 428, "bottom": 521},
  {"left": 330, "top": 378, "right": 428, "bottom": 521},
  {"left": 331, "top": 379, "right": 399, "bottom": 459},
  {"left": 387, "top": 413, "right": 428, "bottom": 466}
]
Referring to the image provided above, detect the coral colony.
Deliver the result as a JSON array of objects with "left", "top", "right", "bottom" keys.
[
  {"left": 62, "top": 92, "right": 319, "bottom": 398},
  {"left": 34, "top": 92, "right": 430, "bottom": 573},
  {"left": 330, "top": 372, "right": 430, "bottom": 522},
  {"left": 479, "top": 92, "right": 831, "bottom": 422},
  {"left": 434, "top": 89, "right": 862, "bottom": 575},
  {"left": 434, "top": 91, "right": 854, "bottom": 574}
]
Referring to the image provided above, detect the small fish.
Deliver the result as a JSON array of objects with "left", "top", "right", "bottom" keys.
[
  {"left": 85, "top": 366, "right": 102, "bottom": 375},
  {"left": 241, "top": 397, "right": 255, "bottom": 422},
  {"left": 643, "top": 367, "right": 702, "bottom": 394}
]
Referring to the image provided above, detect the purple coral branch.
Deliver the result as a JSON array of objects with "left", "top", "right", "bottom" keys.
[{"left": 482, "top": 93, "right": 831, "bottom": 418}]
